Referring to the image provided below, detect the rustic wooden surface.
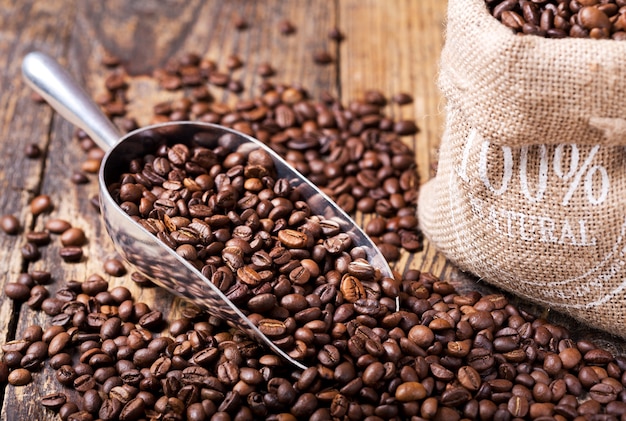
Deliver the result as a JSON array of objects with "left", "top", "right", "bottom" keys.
[{"left": 0, "top": 0, "right": 623, "bottom": 419}]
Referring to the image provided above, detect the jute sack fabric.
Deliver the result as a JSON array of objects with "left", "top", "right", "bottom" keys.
[{"left": 419, "top": 0, "right": 626, "bottom": 336}]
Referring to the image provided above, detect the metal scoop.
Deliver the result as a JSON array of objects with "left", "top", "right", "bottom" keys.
[{"left": 22, "top": 51, "right": 394, "bottom": 370}]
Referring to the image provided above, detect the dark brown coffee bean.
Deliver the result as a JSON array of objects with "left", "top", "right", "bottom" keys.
[
  {"left": 30, "top": 194, "right": 53, "bottom": 215},
  {"left": 290, "top": 393, "right": 318, "bottom": 417},
  {"left": 104, "top": 258, "right": 127, "bottom": 276},
  {"left": 0, "top": 214, "right": 20, "bottom": 235},
  {"left": 119, "top": 397, "right": 145, "bottom": 421},
  {"left": 24, "top": 143, "right": 42, "bottom": 158},
  {"left": 21, "top": 242, "right": 40, "bottom": 261},
  {"left": 585, "top": 348, "right": 614, "bottom": 365},
  {"left": 60, "top": 246, "right": 83, "bottom": 262},
  {"left": 257, "top": 62, "right": 275, "bottom": 77},
  {"left": 392, "top": 92, "right": 413, "bottom": 105},
  {"left": 138, "top": 310, "right": 163, "bottom": 330},
  {"left": 45, "top": 218, "right": 72, "bottom": 233},
  {"left": 258, "top": 319, "right": 287, "bottom": 338},
  {"left": 5, "top": 283, "right": 31, "bottom": 301},
  {"left": 66, "top": 410, "right": 94, "bottom": 421},
  {"left": 26, "top": 230, "right": 51, "bottom": 245},
  {"left": 394, "top": 120, "right": 419, "bottom": 135},
  {"left": 590, "top": 382, "right": 618, "bottom": 403},
  {"left": 61, "top": 227, "right": 87, "bottom": 246},
  {"left": 278, "top": 19, "right": 296, "bottom": 35},
  {"left": 277, "top": 229, "right": 308, "bottom": 248},
  {"left": 313, "top": 50, "right": 333, "bottom": 65},
  {"left": 40, "top": 392, "right": 67, "bottom": 409},
  {"left": 81, "top": 276, "right": 108, "bottom": 297},
  {"left": 74, "top": 373, "right": 97, "bottom": 392}
]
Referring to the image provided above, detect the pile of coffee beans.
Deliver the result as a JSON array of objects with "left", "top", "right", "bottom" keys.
[
  {"left": 108, "top": 135, "right": 398, "bottom": 363},
  {"left": 88, "top": 50, "right": 421, "bottom": 263},
  {"left": 6, "top": 265, "right": 626, "bottom": 420},
  {"left": 487, "top": 0, "right": 626, "bottom": 40}
]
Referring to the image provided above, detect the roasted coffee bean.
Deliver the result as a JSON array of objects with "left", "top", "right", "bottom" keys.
[
  {"left": 5, "top": 282, "right": 31, "bottom": 301},
  {"left": 0, "top": 214, "right": 20, "bottom": 235},
  {"left": 24, "top": 143, "right": 42, "bottom": 158},
  {"left": 60, "top": 227, "right": 87, "bottom": 246},
  {"left": 21, "top": 242, "right": 40, "bottom": 261},
  {"left": 26, "top": 230, "right": 50, "bottom": 245},
  {"left": 30, "top": 194, "right": 53, "bottom": 215},
  {"left": 40, "top": 392, "right": 67, "bottom": 409},
  {"left": 59, "top": 246, "right": 83, "bottom": 262},
  {"left": 104, "top": 258, "right": 127, "bottom": 276},
  {"left": 8, "top": 368, "right": 32, "bottom": 385},
  {"left": 48, "top": 331, "right": 71, "bottom": 356},
  {"left": 313, "top": 50, "right": 333, "bottom": 64}
]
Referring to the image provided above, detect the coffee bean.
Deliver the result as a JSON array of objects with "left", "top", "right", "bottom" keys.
[
  {"left": 30, "top": 194, "right": 53, "bottom": 215},
  {"left": 8, "top": 368, "right": 32, "bottom": 385},
  {"left": 74, "top": 373, "right": 97, "bottom": 392},
  {"left": 313, "top": 50, "right": 333, "bottom": 65},
  {"left": 5, "top": 282, "right": 31, "bottom": 301},
  {"left": 82, "top": 274, "right": 109, "bottom": 295},
  {"left": 119, "top": 397, "right": 145, "bottom": 421},
  {"left": 45, "top": 218, "right": 72, "bottom": 234},
  {"left": 258, "top": 319, "right": 287, "bottom": 338},
  {"left": 103, "top": 258, "right": 127, "bottom": 276},
  {"left": 59, "top": 246, "right": 83, "bottom": 262},
  {"left": 70, "top": 170, "right": 90, "bottom": 184},
  {"left": 60, "top": 227, "right": 87, "bottom": 246},
  {"left": 278, "top": 19, "right": 296, "bottom": 35},
  {"left": 277, "top": 229, "right": 308, "bottom": 248},
  {"left": 257, "top": 62, "right": 275, "bottom": 77},
  {"left": 0, "top": 214, "right": 20, "bottom": 235},
  {"left": 40, "top": 392, "right": 67, "bottom": 409},
  {"left": 21, "top": 242, "right": 40, "bottom": 261},
  {"left": 66, "top": 410, "right": 94, "bottom": 421},
  {"left": 24, "top": 143, "right": 42, "bottom": 158},
  {"left": 26, "top": 230, "right": 51, "bottom": 245},
  {"left": 394, "top": 120, "right": 419, "bottom": 135},
  {"left": 48, "top": 331, "right": 71, "bottom": 356},
  {"left": 392, "top": 92, "right": 413, "bottom": 105}
]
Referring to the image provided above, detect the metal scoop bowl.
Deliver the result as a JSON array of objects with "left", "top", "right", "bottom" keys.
[{"left": 22, "top": 51, "right": 394, "bottom": 370}]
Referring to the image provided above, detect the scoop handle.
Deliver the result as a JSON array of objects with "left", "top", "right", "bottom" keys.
[{"left": 21, "top": 51, "right": 121, "bottom": 151}]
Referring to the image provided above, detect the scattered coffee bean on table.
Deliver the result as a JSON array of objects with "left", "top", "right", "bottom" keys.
[
  {"left": 88, "top": 52, "right": 422, "bottom": 262},
  {"left": 0, "top": 214, "right": 20, "bottom": 235},
  {"left": 30, "top": 194, "right": 53, "bottom": 216},
  {"left": 24, "top": 143, "right": 42, "bottom": 159}
]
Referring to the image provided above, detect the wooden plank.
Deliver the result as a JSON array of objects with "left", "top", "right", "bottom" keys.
[{"left": 0, "top": 1, "right": 84, "bottom": 419}]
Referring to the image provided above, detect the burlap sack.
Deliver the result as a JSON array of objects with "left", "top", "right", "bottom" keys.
[{"left": 419, "top": 0, "right": 626, "bottom": 336}]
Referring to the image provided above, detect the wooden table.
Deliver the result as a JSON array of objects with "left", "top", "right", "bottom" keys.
[{"left": 0, "top": 1, "right": 622, "bottom": 419}]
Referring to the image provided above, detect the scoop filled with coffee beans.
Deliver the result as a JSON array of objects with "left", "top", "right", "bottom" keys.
[{"left": 22, "top": 51, "right": 394, "bottom": 370}]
